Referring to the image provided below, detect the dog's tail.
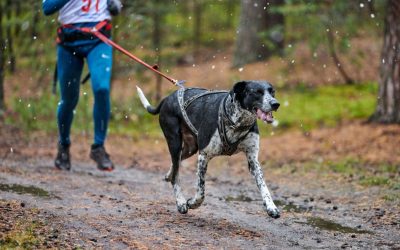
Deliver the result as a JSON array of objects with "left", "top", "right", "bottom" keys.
[{"left": 136, "top": 86, "right": 162, "bottom": 115}]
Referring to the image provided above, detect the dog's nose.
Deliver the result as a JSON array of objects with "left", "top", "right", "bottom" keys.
[{"left": 270, "top": 100, "right": 280, "bottom": 111}]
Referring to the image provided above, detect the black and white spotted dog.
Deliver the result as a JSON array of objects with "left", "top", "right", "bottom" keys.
[{"left": 136, "top": 80, "right": 281, "bottom": 218}]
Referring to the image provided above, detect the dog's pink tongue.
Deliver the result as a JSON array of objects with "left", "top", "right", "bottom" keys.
[
  {"left": 256, "top": 109, "right": 266, "bottom": 121},
  {"left": 257, "top": 109, "right": 274, "bottom": 123}
]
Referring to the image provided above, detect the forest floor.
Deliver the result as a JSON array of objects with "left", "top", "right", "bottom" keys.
[{"left": 0, "top": 121, "right": 399, "bottom": 249}]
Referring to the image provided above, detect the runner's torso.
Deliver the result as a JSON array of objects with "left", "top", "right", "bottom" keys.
[{"left": 59, "top": 0, "right": 111, "bottom": 24}]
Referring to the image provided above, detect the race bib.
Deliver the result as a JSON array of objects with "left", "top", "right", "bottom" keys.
[{"left": 59, "top": 0, "right": 111, "bottom": 24}]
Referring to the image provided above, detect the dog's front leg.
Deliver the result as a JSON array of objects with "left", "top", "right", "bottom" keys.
[
  {"left": 187, "top": 153, "right": 210, "bottom": 209},
  {"left": 244, "top": 138, "right": 280, "bottom": 218}
]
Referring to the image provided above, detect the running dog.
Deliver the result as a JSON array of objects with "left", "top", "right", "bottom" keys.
[{"left": 136, "top": 80, "right": 281, "bottom": 218}]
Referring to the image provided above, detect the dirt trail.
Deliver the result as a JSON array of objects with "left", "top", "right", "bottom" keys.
[{"left": 1, "top": 151, "right": 399, "bottom": 249}]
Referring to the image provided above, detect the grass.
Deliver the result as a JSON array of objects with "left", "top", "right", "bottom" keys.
[
  {"left": 0, "top": 221, "right": 43, "bottom": 249},
  {"left": 6, "top": 82, "right": 378, "bottom": 139},
  {"left": 260, "top": 82, "right": 378, "bottom": 133}
]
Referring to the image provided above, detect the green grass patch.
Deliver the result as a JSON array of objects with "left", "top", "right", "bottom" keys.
[
  {"left": 260, "top": 82, "right": 378, "bottom": 134},
  {"left": 359, "top": 176, "right": 391, "bottom": 187},
  {"left": 0, "top": 221, "right": 43, "bottom": 249},
  {"left": 326, "top": 158, "right": 361, "bottom": 174}
]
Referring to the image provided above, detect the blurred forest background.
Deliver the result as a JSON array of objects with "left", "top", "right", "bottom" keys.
[{"left": 0, "top": 0, "right": 398, "bottom": 141}]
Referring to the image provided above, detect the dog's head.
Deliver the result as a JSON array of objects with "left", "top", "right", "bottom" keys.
[{"left": 230, "top": 80, "right": 280, "bottom": 124}]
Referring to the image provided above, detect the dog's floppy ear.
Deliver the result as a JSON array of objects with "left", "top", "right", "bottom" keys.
[{"left": 230, "top": 81, "right": 248, "bottom": 100}]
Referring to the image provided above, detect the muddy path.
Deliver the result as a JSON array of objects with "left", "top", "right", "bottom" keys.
[{"left": 1, "top": 152, "right": 399, "bottom": 249}]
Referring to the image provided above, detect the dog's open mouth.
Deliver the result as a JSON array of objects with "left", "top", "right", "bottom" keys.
[{"left": 256, "top": 108, "right": 274, "bottom": 123}]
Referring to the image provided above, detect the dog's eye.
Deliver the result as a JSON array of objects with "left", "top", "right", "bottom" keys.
[
  {"left": 256, "top": 89, "right": 264, "bottom": 95},
  {"left": 268, "top": 87, "right": 275, "bottom": 97}
]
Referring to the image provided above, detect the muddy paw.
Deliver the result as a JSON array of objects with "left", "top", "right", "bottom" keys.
[
  {"left": 266, "top": 207, "right": 281, "bottom": 219},
  {"left": 177, "top": 203, "right": 188, "bottom": 214},
  {"left": 186, "top": 197, "right": 202, "bottom": 209}
]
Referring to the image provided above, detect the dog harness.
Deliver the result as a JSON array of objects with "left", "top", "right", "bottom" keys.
[{"left": 177, "top": 88, "right": 256, "bottom": 155}]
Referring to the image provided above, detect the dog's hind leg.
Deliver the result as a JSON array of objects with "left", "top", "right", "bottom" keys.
[
  {"left": 162, "top": 122, "right": 189, "bottom": 214},
  {"left": 187, "top": 152, "right": 210, "bottom": 209},
  {"left": 165, "top": 131, "right": 198, "bottom": 182}
]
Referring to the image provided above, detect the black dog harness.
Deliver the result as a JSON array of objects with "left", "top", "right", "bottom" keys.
[{"left": 177, "top": 88, "right": 255, "bottom": 155}]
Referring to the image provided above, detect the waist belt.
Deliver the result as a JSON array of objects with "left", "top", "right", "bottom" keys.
[{"left": 56, "top": 20, "right": 112, "bottom": 44}]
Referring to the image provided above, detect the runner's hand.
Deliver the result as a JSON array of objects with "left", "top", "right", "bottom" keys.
[{"left": 107, "top": 0, "right": 122, "bottom": 16}]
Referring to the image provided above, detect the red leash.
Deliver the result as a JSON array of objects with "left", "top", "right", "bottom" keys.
[{"left": 80, "top": 21, "right": 185, "bottom": 87}]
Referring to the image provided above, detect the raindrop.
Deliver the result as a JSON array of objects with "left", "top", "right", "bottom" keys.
[
  {"left": 284, "top": 100, "right": 289, "bottom": 107},
  {"left": 211, "top": 65, "right": 216, "bottom": 69},
  {"left": 272, "top": 120, "right": 279, "bottom": 127},
  {"left": 238, "top": 67, "right": 244, "bottom": 72},
  {"left": 360, "top": 3, "right": 364, "bottom": 8},
  {"left": 370, "top": 13, "right": 375, "bottom": 18},
  {"left": 291, "top": 59, "right": 295, "bottom": 64}
]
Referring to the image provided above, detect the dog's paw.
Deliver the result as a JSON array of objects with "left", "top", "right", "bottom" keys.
[
  {"left": 164, "top": 174, "right": 172, "bottom": 182},
  {"left": 266, "top": 207, "right": 281, "bottom": 219},
  {"left": 186, "top": 197, "right": 203, "bottom": 209},
  {"left": 177, "top": 203, "right": 188, "bottom": 214}
]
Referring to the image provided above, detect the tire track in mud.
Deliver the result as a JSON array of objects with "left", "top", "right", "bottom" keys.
[{"left": 0, "top": 158, "right": 399, "bottom": 249}]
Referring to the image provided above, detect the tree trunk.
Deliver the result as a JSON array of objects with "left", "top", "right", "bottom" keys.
[
  {"left": 0, "top": 2, "right": 5, "bottom": 113},
  {"left": 6, "top": 0, "right": 15, "bottom": 73},
  {"left": 152, "top": 0, "right": 162, "bottom": 102},
  {"left": 326, "top": 26, "right": 354, "bottom": 85},
  {"left": 370, "top": 0, "right": 400, "bottom": 123},
  {"left": 193, "top": 0, "right": 203, "bottom": 56},
  {"left": 233, "top": 0, "right": 284, "bottom": 67},
  {"left": 265, "top": 0, "right": 284, "bottom": 54}
]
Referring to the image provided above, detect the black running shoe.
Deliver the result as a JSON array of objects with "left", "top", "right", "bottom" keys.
[
  {"left": 90, "top": 144, "right": 114, "bottom": 171},
  {"left": 55, "top": 144, "right": 71, "bottom": 171}
]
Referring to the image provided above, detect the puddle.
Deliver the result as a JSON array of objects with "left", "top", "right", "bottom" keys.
[
  {"left": 224, "top": 197, "right": 312, "bottom": 213},
  {"left": 0, "top": 183, "right": 50, "bottom": 198},
  {"left": 297, "top": 217, "right": 372, "bottom": 234},
  {"left": 274, "top": 200, "right": 312, "bottom": 213},
  {"left": 225, "top": 194, "right": 254, "bottom": 202}
]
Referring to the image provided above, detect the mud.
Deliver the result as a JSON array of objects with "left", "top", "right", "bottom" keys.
[{"left": 1, "top": 153, "right": 399, "bottom": 249}]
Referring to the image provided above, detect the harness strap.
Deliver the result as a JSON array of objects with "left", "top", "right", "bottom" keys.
[
  {"left": 178, "top": 88, "right": 229, "bottom": 136},
  {"left": 178, "top": 88, "right": 199, "bottom": 135}
]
